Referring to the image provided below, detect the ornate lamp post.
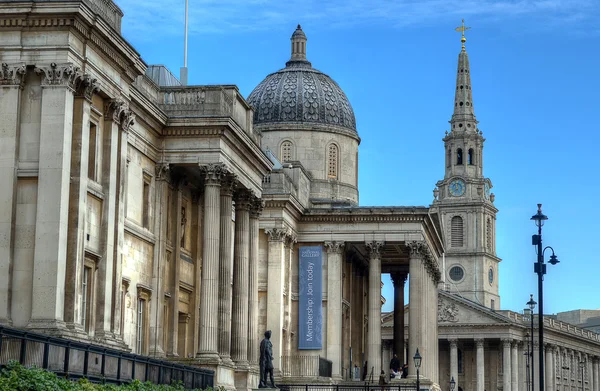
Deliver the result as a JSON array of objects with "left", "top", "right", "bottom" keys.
[
  {"left": 527, "top": 295, "right": 537, "bottom": 391},
  {"left": 414, "top": 349, "right": 422, "bottom": 391},
  {"left": 531, "top": 204, "right": 560, "bottom": 391},
  {"left": 450, "top": 376, "right": 456, "bottom": 391}
]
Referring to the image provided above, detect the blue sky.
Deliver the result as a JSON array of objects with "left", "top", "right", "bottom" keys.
[{"left": 116, "top": 0, "right": 600, "bottom": 315}]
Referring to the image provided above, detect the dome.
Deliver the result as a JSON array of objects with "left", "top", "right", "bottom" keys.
[{"left": 247, "top": 26, "right": 357, "bottom": 134}]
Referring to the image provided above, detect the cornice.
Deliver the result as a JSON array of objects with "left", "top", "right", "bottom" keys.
[
  {"left": 254, "top": 121, "right": 361, "bottom": 144},
  {"left": 162, "top": 128, "right": 224, "bottom": 137}
]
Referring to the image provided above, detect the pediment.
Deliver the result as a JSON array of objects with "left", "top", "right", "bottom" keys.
[{"left": 437, "top": 291, "right": 511, "bottom": 325}]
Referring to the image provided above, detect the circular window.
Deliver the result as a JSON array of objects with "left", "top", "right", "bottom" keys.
[
  {"left": 488, "top": 268, "right": 494, "bottom": 284},
  {"left": 449, "top": 266, "right": 465, "bottom": 282}
]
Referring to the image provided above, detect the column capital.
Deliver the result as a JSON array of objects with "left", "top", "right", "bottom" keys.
[
  {"left": 325, "top": 241, "right": 345, "bottom": 254},
  {"left": 249, "top": 198, "right": 264, "bottom": 219},
  {"left": 406, "top": 240, "right": 429, "bottom": 257},
  {"left": 265, "top": 227, "right": 289, "bottom": 242},
  {"left": 200, "top": 163, "right": 227, "bottom": 185},
  {"left": 390, "top": 272, "right": 408, "bottom": 287},
  {"left": 104, "top": 99, "right": 128, "bottom": 123},
  {"left": 1, "top": 62, "right": 26, "bottom": 87},
  {"left": 593, "top": 356, "right": 599, "bottom": 364},
  {"left": 285, "top": 233, "right": 297, "bottom": 249},
  {"left": 234, "top": 190, "right": 253, "bottom": 211},
  {"left": 365, "top": 241, "right": 384, "bottom": 259},
  {"left": 502, "top": 338, "right": 512, "bottom": 348},
  {"left": 406, "top": 240, "right": 441, "bottom": 284},
  {"left": 155, "top": 163, "right": 171, "bottom": 182},
  {"left": 475, "top": 338, "right": 485, "bottom": 348},
  {"left": 74, "top": 74, "right": 100, "bottom": 101},
  {"left": 448, "top": 338, "right": 458, "bottom": 348},
  {"left": 220, "top": 174, "right": 237, "bottom": 196},
  {"left": 34, "top": 62, "right": 79, "bottom": 88}
]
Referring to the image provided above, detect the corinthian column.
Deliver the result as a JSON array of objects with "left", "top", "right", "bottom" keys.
[
  {"left": 391, "top": 273, "right": 407, "bottom": 360},
  {"left": 247, "top": 198, "right": 263, "bottom": 366},
  {"left": 449, "top": 339, "right": 459, "bottom": 391},
  {"left": 326, "top": 241, "right": 345, "bottom": 380},
  {"left": 231, "top": 191, "right": 251, "bottom": 368},
  {"left": 545, "top": 344, "right": 554, "bottom": 391},
  {"left": 197, "top": 163, "right": 224, "bottom": 363},
  {"left": 512, "top": 341, "right": 519, "bottom": 391},
  {"left": 218, "top": 175, "right": 236, "bottom": 365},
  {"left": 366, "top": 241, "right": 383, "bottom": 379},
  {"left": 0, "top": 63, "right": 26, "bottom": 325}
]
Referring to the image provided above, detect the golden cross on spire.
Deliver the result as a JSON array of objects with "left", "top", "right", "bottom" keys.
[{"left": 455, "top": 19, "right": 471, "bottom": 51}]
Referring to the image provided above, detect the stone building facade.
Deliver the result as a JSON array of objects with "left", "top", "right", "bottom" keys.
[{"left": 0, "top": 2, "right": 598, "bottom": 391}]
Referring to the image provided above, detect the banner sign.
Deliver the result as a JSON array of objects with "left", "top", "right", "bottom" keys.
[{"left": 298, "top": 246, "right": 323, "bottom": 350}]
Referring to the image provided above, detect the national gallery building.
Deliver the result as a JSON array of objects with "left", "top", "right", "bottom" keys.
[{"left": 0, "top": 1, "right": 599, "bottom": 391}]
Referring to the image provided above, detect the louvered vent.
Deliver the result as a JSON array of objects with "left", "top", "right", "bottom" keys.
[{"left": 451, "top": 216, "right": 463, "bottom": 247}]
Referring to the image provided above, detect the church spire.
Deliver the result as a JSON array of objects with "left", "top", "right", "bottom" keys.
[
  {"left": 286, "top": 24, "right": 312, "bottom": 68},
  {"left": 450, "top": 19, "right": 478, "bottom": 131}
]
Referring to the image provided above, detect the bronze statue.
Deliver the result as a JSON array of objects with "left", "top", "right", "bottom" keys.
[{"left": 259, "top": 330, "right": 276, "bottom": 388}]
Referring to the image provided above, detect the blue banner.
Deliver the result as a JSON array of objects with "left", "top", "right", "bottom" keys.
[{"left": 298, "top": 246, "right": 323, "bottom": 350}]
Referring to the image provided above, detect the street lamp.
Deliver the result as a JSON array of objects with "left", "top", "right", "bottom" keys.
[
  {"left": 523, "top": 331, "right": 531, "bottom": 391},
  {"left": 450, "top": 376, "right": 456, "bottom": 391},
  {"left": 579, "top": 361, "right": 585, "bottom": 391},
  {"left": 414, "top": 349, "right": 422, "bottom": 391},
  {"left": 531, "top": 203, "right": 560, "bottom": 391},
  {"left": 526, "top": 294, "right": 537, "bottom": 391}
]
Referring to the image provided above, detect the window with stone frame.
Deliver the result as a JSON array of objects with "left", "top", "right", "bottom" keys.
[
  {"left": 486, "top": 218, "right": 492, "bottom": 250},
  {"left": 136, "top": 285, "right": 152, "bottom": 355},
  {"left": 327, "top": 144, "right": 339, "bottom": 179},
  {"left": 142, "top": 171, "right": 152, "bottom": 229},
  {"left": 88, "top": 122, "right": 99, "bottom": 181},
  {"left": 456, "top": 148, "right": 463, "bottom": 165},
  {"left": 468, "top": 148, "right": 474, "bottom": 165},
  {"left": 281, "top": 140, "right": 293, "bottom": 162},
  {"left": 451, "top": 216, "right": 464, "bottom": 247},
  {"left": 81, "top": 257, "right": 96, "bottom": 333}
]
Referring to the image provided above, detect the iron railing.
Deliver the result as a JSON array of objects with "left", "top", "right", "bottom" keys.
[
  {"left": 0, "top": 325, "right": 213, "bottom": 389},
  {"left": 278, "top": 384, "right": 416, "bottom": 391}
]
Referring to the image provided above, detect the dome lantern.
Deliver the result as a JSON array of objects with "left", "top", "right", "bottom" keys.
[{"left": 286, "top": 24, "right": 311, "bottom": 68}]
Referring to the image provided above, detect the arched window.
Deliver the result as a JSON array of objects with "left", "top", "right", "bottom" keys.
[
  {"left": 468, "top": 148, "right": 474, "bottom": 165},
  {"left": 281, "top": 141, "right": 292, "bottom": 162},
  {"left": 486, "top": 218, "right": 492, "bottom": 249},
  {"left": 457, "top": 148, "right": 463, "bottom": 165},
  {"left": 327, "top": 144, "right": 338, "bottom": 179},
  {"left": 451, "top": 216, "right": 463, "bottom": 247}
]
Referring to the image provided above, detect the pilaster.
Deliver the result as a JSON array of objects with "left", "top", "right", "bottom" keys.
[
  {"left": 545, "top": 343, "right": 554, "bottom": 391},
  {"left": 475, "top": 338, "right": 485, "bottom": 391},
  {"left": 0, "top": 62, "right": 26, "bottom": 325},
  {"left": 593, "top": 357, "right": 599, "bottom": 391},
  {"left": 28, "top": 63, "right": 77, "bottom": 331},
  {"left": 511, "top": 341, "right": 519, "bottom": 391},
  {"left": 325, "top": 240, "right": 345, "bottom": 380},
  {"left": 502, "top": 338, "right": 512, "bottom": 391},
  {"left": 366, "top": 241, "right": 383, "bottom": 379},
  {"left": 197, "top": 163, "right": 225, "bottom": 363}
]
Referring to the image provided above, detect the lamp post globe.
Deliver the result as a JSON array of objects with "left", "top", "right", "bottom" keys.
[{"left": 450, "top": 376, "right": 456, "bottom": 391}]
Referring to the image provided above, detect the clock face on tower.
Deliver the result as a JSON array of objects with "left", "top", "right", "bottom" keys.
[
  {"left": 484, "top": 182, "right": 490, "bottom": 200},
  {"left": 449, "top": 179, "right": 466, "bottom": 197}
]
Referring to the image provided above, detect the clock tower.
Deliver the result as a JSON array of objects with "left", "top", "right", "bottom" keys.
[{"left": 432, "top": 22, "right": 501, "bottom": 309}]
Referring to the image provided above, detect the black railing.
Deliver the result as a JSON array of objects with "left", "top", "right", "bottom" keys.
[
  {"left": 281, "top": 355, "right": 332, "bottom": 378},
  {"left": 0, "top": 325, "right": 213, "bottom": 389},
  {"left": 278, "top": 385, "right": 416, "bottom": 391}
]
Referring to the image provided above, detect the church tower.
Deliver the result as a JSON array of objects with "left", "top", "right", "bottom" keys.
[{"left": 433, "top": 21, "right": 501, "bottom": 309}]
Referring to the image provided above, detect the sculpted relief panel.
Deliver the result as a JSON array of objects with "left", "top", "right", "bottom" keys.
[{"left": 438, "top": 297, "right": 459, "bottom": 323}]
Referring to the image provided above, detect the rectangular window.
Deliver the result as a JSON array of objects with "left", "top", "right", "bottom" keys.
[
  {"left": 142, "top": 180, "right": 150, "bottom": 228},
  {"left": 88, "top": 123, "right": 98, "bottom": 181},
  {"left": 82, "top": 266, "right": 90, "bottom": 331},
  {"left": 491, "top": 299, "right": 495, "bottom": 310},
  {"left": 137, "top": 298, "right": 146, "bottom": 354}
]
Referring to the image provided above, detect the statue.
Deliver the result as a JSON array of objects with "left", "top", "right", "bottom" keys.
[{"left": 259, "top": 330, "right": 276, "bottom": 388}]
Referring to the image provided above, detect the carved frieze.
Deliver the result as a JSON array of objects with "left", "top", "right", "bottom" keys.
[
  {"left": 325, "top": 241, "right": 345, "bottom": 254},
  {"left": 438, "top": 297, "right": 459, "bottom": 323},
  {"left": 0, "top": 62, "right": 26, "bottom": 87},
  {"left": 365, "top": 241, "right": 384, "bottom": 259},
  {"left": 35, "top": 63, "right": 79, "bottom": 87}
]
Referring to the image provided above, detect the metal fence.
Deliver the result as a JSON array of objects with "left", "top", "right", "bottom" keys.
[
  {"left": 0, "top": 325, "right": 213, "bottom": 389},
  {"left": 281, "top": 355, "right": 333, "bottom": 378},
  {"left": 278, "top": 384, "right": 417, "bottom": 391}
]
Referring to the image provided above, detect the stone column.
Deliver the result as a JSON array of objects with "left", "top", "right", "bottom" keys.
[
  {"left": 545, "top": 344, "right": 554, "bottom": 391},
  {"left": 0, "top": 63, "right": 26, "bottom": 325},
  {"left": 449, "top": 339, "right": 459, "bottom": 391},
  {"left": 408, "top": 243, "right": 422, "bottom": 378},
  {"left": 169, "top": 187, "right": 183, "bottom": 356},
  {"left": 366, "top": 241, "right": 383, "bottom": 379},
  {"left": 247, "top": 198, "right": 263, "bottom": 366},
  {"left": 476, "top": 338, "right": 485, "bottom": 391},
  {"left": 326, "top": 241, "right": 345, "bottom": 380},
  {"left": 265, "top": 228, "right": 287, "bottom": 373},
  {"left": 197, "top": 163, "right": 224, "bottom": 362},
  {"left": 28, "top": 64, "right": 78, "bottom": 330},
  {"left": 231, "top": 192, "right": 251, "bottom": 368},
  {"left": 533, "top": 342, "right": 540, "bottom": 391},
  {"left": 217, "top": 175, "right": 236, "bottom": 365},
  {"left": 391, "top": 273, "right": 406, "bottom": 360},
  {"left": 512, "top": 341, "right": 519, "bottom": 391},
  {"left": 593, "top": 357, "right": 599, "bottom": 391},
  {"left": 503, "top": 339, "right": 512, "bottom": 391}
]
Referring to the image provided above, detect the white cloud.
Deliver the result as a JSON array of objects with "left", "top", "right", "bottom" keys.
[{"left": 115, "top": 0, "right": 599, "bottom": 39}]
